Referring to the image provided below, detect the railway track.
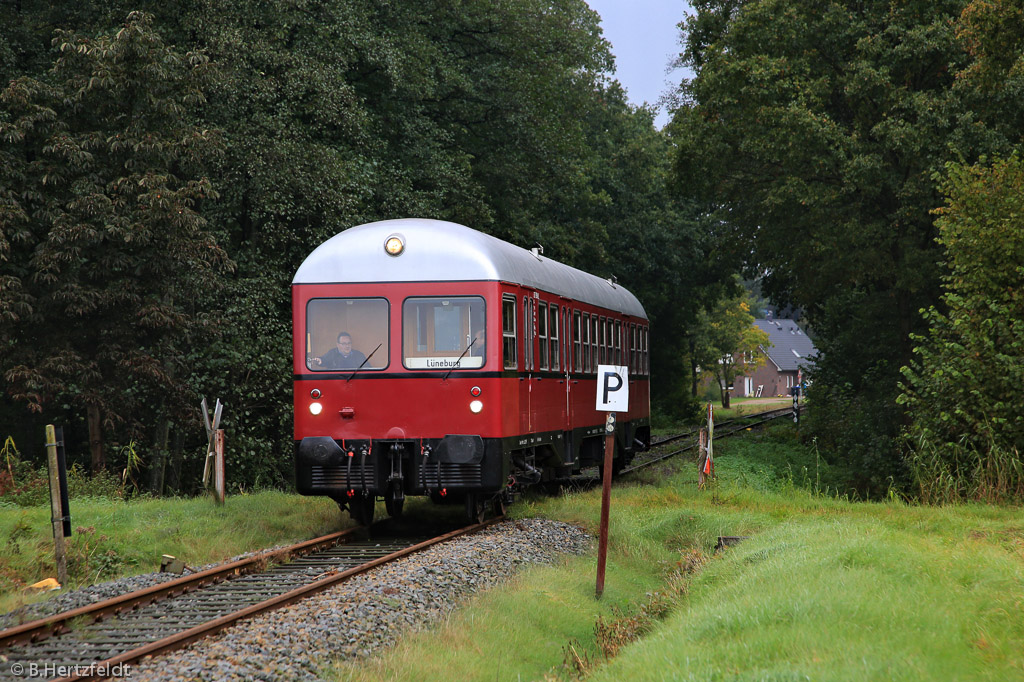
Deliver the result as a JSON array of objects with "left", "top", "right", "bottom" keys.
[
  {"left": 0, "top": 519, "right": 497, "bottom": 681},
  {"left": 0, "top": 406, "right": 796, "bottom": 680},
  {"left": 624, "top": 405, "right": 800, "bottom": 475}
]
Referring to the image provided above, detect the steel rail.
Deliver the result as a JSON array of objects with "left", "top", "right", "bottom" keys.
[
  {"left": 51, "top": 518, "right": 499, "bottom": 682},
  {"left": 0, "top": 526, "right": 365, "bottom": 651},
  {"left": 649, "top": 406, "right": 794, "bottom": 448},
  {"left": 623, "top": 405, "right": 801, "bottom": 475}
]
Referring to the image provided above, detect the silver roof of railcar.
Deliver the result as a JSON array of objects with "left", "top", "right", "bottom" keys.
[{"left": 293, "top": 219, "right": 647, "bottom": 319}]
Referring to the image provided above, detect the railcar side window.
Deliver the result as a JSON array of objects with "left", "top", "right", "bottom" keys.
[
  {"left": 523, "top": 297, "right": 534, "bottom": 370},
  {"left": 573, "top": 311, "right": 582, "bottom": 372},
  {"left": 502, "top": 295, "right": 517, "bottom": 369},
  {"left": 402, "top": 297, "right": 485, "bottom": 370},
  {"left": 610, "top": 319, "right": 618, "bottom": 364},
  {"left": 643, "top": 326, "right": 649, "bottom": 375},
  {"left": 564, "top": 308, "right": 571, "bottom": 372},
  {"left": 630, "top": 324, "right": 637, "bottom": 374},
  {"left": 538, "top": 302, "right": 549, "bottom": 370},
  {"left": 582, "top": 313, "right": 591, "bottom": 372},
  {"left": 306, "top": 298, "right": 389, "bottom": 371},
  {"left": 591, "top": 316, "right": 599, "bottom": 370},
  {"left": 549, "top": 304, "right": 559, "bottom": 371},
  {"left": 605, "top": 318, "right": 612, "bottom": 364}
]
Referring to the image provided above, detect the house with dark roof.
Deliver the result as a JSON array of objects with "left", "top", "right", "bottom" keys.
[{"left": 734, "top": 313, "right": 817, "bottom": 398}]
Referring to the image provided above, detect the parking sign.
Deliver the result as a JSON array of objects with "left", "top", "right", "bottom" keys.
[{"left": 596, "top": 365, "right": 629, "bottom": 411}]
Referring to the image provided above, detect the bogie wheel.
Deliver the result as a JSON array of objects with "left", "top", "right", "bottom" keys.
[
  {"left": 465, "top": 493, "right": 486, "bottom": 524},
  {"left": 349, "top": 493, "right": 375, "bottom": 526},
  {"left": 491, "top": 494, "right": 507, "bottom": 517}
]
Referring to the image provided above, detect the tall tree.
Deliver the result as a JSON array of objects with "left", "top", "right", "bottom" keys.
[
  {"left": 898, "top": 155, "right": 1024, "bottom": 502},
  {"left": 671, "top": 0, "right": 1012, "bottom": 494},
  {"left": 0, "top": 12, "right": 229, "bottom": 475},
  {"left": 556, "top": 81, "right": 725, "bottom": 420}
]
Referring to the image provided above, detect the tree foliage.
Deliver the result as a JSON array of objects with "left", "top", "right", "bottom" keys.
[
  {"left": 671, "top": 0, "right": 1015, "bottom": 494},
  {"left": 692, "top": 286, "right": 770, "bottom": 408},
  {"left": 0, "top": 12, "right": 229, "bottom": 473},
  {"left": 898, "top": 155, "right": 1024, "bottom": 502},
  {"left": 0, "top": 3, "right": 709, "bottom": 490}
]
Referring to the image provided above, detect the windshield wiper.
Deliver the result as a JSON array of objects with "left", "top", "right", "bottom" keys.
[
  {"left": 441, "top": 339, "right": 477, "bottom": 382},
  {"left": 346, "top": 343, "right": 382, "bottom": 383}
]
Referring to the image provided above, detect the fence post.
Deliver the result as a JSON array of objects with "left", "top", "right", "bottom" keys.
[
  {"left": 214, "top": 429, "right": 226, "bottom": 505},
  {"left": 201, "top": 397, "right": 223, "bottom": 489},
  {"left": 45, "top": 425, "right": 68, "bottom": 586}
]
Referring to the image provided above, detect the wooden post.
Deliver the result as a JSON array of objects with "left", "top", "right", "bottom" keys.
[
  {"left": 213, "top": 429, "right": 225, "bottom": 505},
  {"left": 45, "top": 425, "right": 68, "bottom": 586},
  {"left": 699, "top": 402, "right": 715, "bottom": 488},
  {"left": 596, "top": 412, "right": 615, "bottom": 599},
  {"left": 698, "top": 428, "right": 708, "bottom": 489},
  {"left": 201, "top": 397, "right": 223, "bottom": 488}
]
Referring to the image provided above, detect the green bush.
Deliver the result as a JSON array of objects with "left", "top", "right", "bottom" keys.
[{"left": 899, "top": 156, "right": 1024, "bottom": 502}]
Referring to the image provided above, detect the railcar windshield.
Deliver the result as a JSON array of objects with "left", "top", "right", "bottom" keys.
[
  {"left": 305, "top": 298, "right": 389, "bottom": 371},
  {"left": 403, "top": 297, "right": 486, "bottom": 370}
]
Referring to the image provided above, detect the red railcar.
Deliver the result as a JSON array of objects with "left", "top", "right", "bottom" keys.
[{"left": 292, "top": 219, "right": 650, "bottom": 523}]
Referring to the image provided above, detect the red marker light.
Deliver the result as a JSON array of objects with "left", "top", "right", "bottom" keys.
[{"left": 470, "top": 386, "right": 481, "bottom": 397}]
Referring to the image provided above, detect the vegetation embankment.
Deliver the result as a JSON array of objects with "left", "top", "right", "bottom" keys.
[
  {"left": 329, "top": 424, "right": 1024, "bottom": 682},
  {"left": 0, "top": 491, "right": 340, "bottom": 616}
]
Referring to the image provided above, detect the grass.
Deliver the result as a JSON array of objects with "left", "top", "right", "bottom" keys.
[
  {"left": 3, "top": 426, "right": 1021, "bottom": 680},
  {"left": 653, "top": 397, "right": 793, "bottom": 437},
  {"left": 326, "top": 425, "right": 1024, "bottom": 682},
  {"left": 0, "top": 491, "right": 342, "bottom": 615},
  {"left": 712, "top": 396, "right": 794, "bottom": 421}
]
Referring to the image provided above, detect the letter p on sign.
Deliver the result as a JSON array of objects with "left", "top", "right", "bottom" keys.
[{"left": 596, "top": 365, "right": 629, "bottom": 411}]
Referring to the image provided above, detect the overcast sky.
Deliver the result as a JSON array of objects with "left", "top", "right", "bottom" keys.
[{"left": 585, "top": 1, "right": 693, "bottom": 128}]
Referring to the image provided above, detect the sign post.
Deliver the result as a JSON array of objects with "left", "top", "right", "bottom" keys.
[{"left": 595, "top": 365, "right": 628, "bottom": 599}]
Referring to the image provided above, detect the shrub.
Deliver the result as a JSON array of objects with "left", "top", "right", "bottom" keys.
[{"left": 899, "top": 156, "right": 1024, "bottom": 502}]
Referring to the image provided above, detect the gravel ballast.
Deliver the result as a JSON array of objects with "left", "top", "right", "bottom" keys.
[{"left": 7, "top": 519, "right": 590, "bottom": 681}]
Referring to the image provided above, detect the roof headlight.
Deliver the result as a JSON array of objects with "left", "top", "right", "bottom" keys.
[
  {"left": 384, "top": 234, "right": 405, "bottom": 256},
  {"left": 470, "top": 400, "right": 483, "bottom": 414}
]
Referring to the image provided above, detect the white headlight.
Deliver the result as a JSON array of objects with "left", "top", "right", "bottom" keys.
[
  {"left": 309, "top": 402, "right": 323, "bottom": 415},
  {"left": 384, "top": 234, "right": 405, "bottom": 256},
  {"left": 470, "top": 400, "right": 483, "bottom": 413}
]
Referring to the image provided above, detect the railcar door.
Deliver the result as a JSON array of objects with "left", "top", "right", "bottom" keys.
[
  {"left": 563, "top": 303, "right": 573, "bottom": 432},
  {"left": 520, "top": 295, "right": 535, "bottom": 433}
]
